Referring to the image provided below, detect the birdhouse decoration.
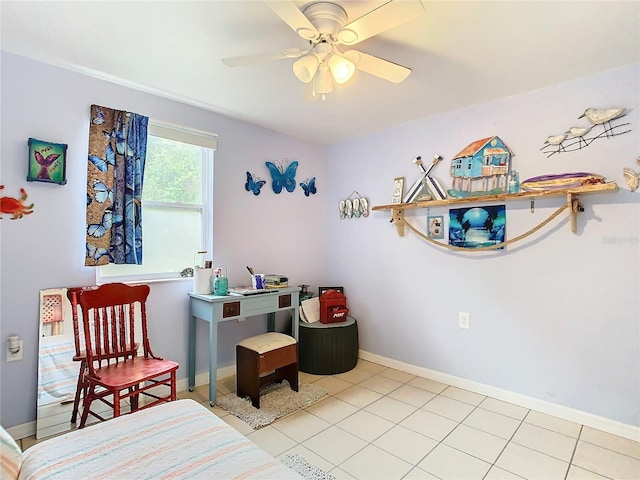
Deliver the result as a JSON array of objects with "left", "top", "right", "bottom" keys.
[{"left": 448, "top": 136, "right": 514, "bottom": 198}]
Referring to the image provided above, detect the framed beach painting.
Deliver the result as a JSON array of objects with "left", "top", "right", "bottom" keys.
[{"left": 449, "top": 205, "right": 506, "bottom": 249}]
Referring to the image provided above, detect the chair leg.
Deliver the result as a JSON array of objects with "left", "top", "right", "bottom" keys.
[
  {"left": 113, "top": 390, "right": 121, "bottom": 418},
  {"left": 170, "top": 371, "right": 177, "bottom": 401},
  {"left": 129, "top": 385, "right": 139, "bottom": 411},
  {"left": 71, "top": 360, "right": 86, "bottom": 423},
  {"left": 79, "top": 383, "right": 95, "bottom": 429}
]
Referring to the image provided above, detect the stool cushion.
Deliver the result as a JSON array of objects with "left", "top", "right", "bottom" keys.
[{"left": 238, "top": 332, "right": 296, "bottom": 354}]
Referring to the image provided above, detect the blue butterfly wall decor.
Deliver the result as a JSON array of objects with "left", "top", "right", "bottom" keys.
[
  {"left": 245, "top": 171, "right": 266, "bottom": 195},
  {"left": 300, "top": 177, "right": 317, "bottom": 197},
  {"left": 265, "top": 159, "right": 298, "bottom": 194}
]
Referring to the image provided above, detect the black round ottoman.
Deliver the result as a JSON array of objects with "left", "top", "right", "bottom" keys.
[{"left": 299, "top": 316, "right": 359, "bottom": 375}]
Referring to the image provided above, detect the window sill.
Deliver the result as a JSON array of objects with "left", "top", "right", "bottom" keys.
[{"left": 96, "top": 274, "right": 194, "bottom": 286}]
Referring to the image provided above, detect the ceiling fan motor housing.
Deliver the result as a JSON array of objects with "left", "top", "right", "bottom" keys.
[{"left": 302, "top": 2, "right": 349, "bottom": 38}]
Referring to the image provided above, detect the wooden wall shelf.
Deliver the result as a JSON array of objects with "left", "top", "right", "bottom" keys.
[
  {"left": 372, "top": 182, "right": 618, "bottom": 239},
  {"left": 373, "top": 182, "right": 617, "bottom": 211}
]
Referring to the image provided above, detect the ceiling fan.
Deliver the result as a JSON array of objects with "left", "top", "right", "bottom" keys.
[{"left": 221, "top": 0, "right": 425, "bottom": 98}]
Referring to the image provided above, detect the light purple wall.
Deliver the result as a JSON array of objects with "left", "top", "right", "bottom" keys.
[
  {"left": 0, "top": 52, "right": 326, "bottom": 427},
  {"left": 2, "top": 50, "right": 638, "bottom": 431},
  {"left": 324, "top": 64, "right": 639, "bottom": 426}
]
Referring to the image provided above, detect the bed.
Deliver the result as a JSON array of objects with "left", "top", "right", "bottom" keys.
[{"left": 2, "top": 399, "right": 302, "bottom": 480}]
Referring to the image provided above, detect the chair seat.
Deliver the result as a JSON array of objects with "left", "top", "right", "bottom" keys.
[{"left": 87, "top": 358, "right": 179, "bottom": 390}]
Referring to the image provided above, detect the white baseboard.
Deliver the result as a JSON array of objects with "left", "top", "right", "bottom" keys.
[
  {"left": 5, "top": 421, "right": 36, "bottom": 441},
  {"left": 359, "top": 350, "right": 640, "bottom": 442},
  {"left": 183, "top": 364, "right": 236, "bottom": 391}
]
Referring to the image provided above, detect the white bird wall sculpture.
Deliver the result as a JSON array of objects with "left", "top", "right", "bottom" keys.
[
  {"left": 567, "top": 125, "right": 593, "bottom": 146},
  {"left": 578, "top": 107, "right": 626, "bottom": 125},
  {"left": 545, "top": 133, "right": 568, "bottom": 146},
  {"left": 541, "top": 106, "right": 630, "bottom": 157}
]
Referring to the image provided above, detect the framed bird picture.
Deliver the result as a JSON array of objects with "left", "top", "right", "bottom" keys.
[{"left": 27, "top": 138, "right": 68, "bottom": 185}]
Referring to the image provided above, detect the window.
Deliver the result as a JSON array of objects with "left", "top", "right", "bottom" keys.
[{"left": 98, "top": 121, "right": 216, "bottom": 282}]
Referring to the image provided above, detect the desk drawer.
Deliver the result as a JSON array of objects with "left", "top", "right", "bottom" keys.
[
  {"left": 222, "top": 301, "right": 241, "bottom": 318},
  {"left": 278, "top": 294, "right": 292, "bottom": 308}
]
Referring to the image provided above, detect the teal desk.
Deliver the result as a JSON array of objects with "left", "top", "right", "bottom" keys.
[{"left": 188, "top": 286, "right": 300, "bottom": 405}]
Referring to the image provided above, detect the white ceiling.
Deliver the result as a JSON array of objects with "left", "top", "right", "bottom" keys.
[{"left": 1, "top": 1, "right": 638, "bottom": 145}]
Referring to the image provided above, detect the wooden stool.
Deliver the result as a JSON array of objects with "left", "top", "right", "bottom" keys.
[{"left": 236, "top": 332, "right": 298, "bottom": 409}]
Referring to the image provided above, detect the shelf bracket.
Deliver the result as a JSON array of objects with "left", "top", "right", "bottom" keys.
[
  {"left": 568, "top": 193, "right": 584, "bottom": 234},
  {"left": 391, "top": 208, "right": 405, "bottom": 237}
]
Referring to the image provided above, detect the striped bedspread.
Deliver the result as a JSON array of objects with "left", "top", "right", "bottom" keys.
[{"left": 19, "top": 399, "right": 302, "bottom": 480}]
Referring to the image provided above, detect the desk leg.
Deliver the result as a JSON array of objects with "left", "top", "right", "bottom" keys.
[
  {"left": 188, "top": 315, "right": 196, "bottom": 392},
  {"left": 208, "top": 320, "right": 218, "bottom": 406},
  {"left": 267, "top": 312, "right": 275, "bottom": 332},
  {"left": 292, "top": 306, "right": 299, "bottom": 340}
]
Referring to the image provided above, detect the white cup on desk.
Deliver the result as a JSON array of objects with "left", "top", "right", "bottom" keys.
[{"left": 251, "top": 274, "right": 265, "bottom": 289}]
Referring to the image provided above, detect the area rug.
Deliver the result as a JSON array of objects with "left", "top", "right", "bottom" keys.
[
  {"left": 281, "top": 454, "right": 335, "bottom": 480},
  {"left": 216, "top": 381, "right": 327, "bottom": 429}
]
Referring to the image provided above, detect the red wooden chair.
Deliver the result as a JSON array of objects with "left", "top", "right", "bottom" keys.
[
  {"left": 76, "top": 282, "right": 178, "bottom": 428},
  {"left": 67, "top": 286, "right": 140, "bottom": 424}
]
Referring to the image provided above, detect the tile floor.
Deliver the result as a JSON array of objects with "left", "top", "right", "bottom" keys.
[{"left": 21, "top": 359, "right": 640, "bottom": 480}]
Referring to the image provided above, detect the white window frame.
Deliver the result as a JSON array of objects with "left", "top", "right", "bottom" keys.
[{"left": 96, "top": 120, "right": 216, "bottom": 284}]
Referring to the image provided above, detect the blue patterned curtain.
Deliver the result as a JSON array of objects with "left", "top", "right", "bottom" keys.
[{"left": 85, "top": 105, "right": 148, "bottom": 266}]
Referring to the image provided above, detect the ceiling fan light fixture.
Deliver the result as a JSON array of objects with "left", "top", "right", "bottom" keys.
[
  {"left": 293, "top": 54, "right": 319, "bottom": 83},
  {"left": 313, "top": 65, "right": 334, "bottom": 96},
  {"left": 328, "top": 54, "right": 355, "bottom": 84}
]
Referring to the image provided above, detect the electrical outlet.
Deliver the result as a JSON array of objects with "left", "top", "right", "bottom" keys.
[
  {"left": 458, "top": 312, "right": 470, "bottom": 329},
  {"left": 6, "top": 340, "right": 23, "bottom": 362}
]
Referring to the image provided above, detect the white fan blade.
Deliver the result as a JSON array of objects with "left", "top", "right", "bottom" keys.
[
  {"left": 344, "top": 50, "right": 411, "bottom": 83},
  {"left": 265, "top": 0, "right": 320, "bottom": 41},
  {"left": 222, "top": 48, "right": 305, "bottom": 67},
  {"left": 337, "top": 0, "right": 425, "bottom": 45}
]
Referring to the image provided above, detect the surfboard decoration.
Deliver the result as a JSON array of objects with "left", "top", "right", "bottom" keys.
[{"left": 520, "top": 172, "right": 605, "bottom": 192}]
